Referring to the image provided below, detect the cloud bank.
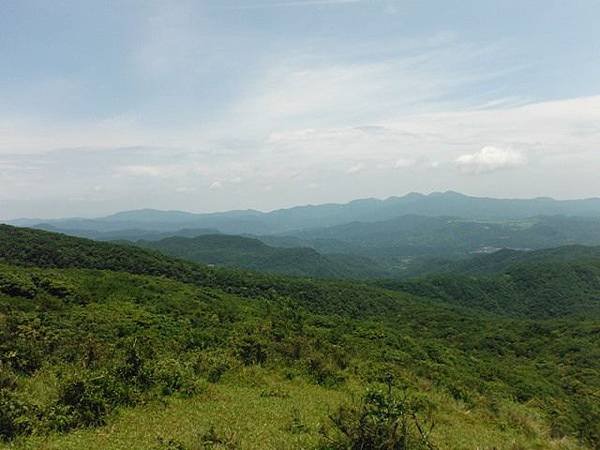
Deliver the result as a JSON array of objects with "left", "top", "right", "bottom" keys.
[
  {"left": 456, "top": 146, "right": 527, "bottom": 174},
  {"left": 2, "top": 1, "right": 600, "bottom": 218}
]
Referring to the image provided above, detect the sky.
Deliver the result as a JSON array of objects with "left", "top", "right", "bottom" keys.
[{"left": 1, "top": 0, "right": 600, "bottom": 219}]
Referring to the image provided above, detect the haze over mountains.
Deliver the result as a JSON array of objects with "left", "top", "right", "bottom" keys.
[
  {"left": 7, "top": 191, "right": 600, "bottom": 279},
  {"left": 9, "top": 191, "right": 600, "bottom": 235}
]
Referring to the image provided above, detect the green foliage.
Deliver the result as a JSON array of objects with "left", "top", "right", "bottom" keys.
[
  {"left": 0, "top": 226, "right": 598, "bottom": 448},
  {"left": 0, "top": 389, "right": 34, "bottom": 440},
  {"left": 0, "top": 270, "right": 37, "bottom": 299},
  {"left": 380, "top": 256, "right": 600, "bottom": 319},
  {"left": 320, "top": 383, "right": 435, "bottom": 450},
  {"left": 198, "top": 425, "right": 239, "bottom": 449},
  {"left": 234, "top": 334, "right": 268, "bottom": 366},
  {"left": 137, "top": 234, "right": 389, "bottom": 280},
  {"left": 54, "top": 373, "right": 113, "bottom": 429}
]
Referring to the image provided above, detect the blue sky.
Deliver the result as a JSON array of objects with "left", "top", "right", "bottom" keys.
[{"left": 1, "top": 0, "right": 600, "bottom": 218}]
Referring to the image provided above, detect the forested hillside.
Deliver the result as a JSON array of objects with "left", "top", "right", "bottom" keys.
[
  {"left": 0, "top": 225, "right": 599, "bottom": 449},
  {"left": 283, "top": 215, "right": 600, "bottom": 267},
  {"left": 12, "top": 202, "right": 600, "bottom": 280},
  {"left": 135, "top": 234, "right": 389, "bottom": 279},
  {"left": 379, "top": 260, "right": 600, "bottom": 319}
]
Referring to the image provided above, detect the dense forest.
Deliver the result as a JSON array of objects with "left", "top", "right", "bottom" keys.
[
  {"left": 0, "top": 224, "right": 599, "bottom": 449},
  {"left": 135, "top": 234, "right": 389, "bottom": 279}
]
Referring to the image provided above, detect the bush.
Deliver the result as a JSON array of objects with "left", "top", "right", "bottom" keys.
[
  {"left": 306, "top": 356, "right": 345, "bottom": 387},
  {"left": 0, "top": 315, "right": 49, "bottom": 374},
  {"left": 319, "top": 383, "right": 435, "bottom": 450},
  {"left": 235, "top": 335, "right": 267, "bottom": 366},
  {"left": 116, "top": 339, "right": 153, "bottom": 389},
  {"left": 0, "top": 364, "right": 18, "bottom": 390},
  {"left": 53, "top": 371, "right": 134, "bottom": 431},
  {"left": 193, "top": 350, "right": 234, "bottom": 383},
  {"left": 33, "top": 274, "right": 80, "bottom": 301},
  {"left": 199, "top": 424, "right": 239, "bottom": 449},
  {"left": 0, "top": 271, "right": 37, "bottom": 299},
  {"left": 151, "top": 358, "right": 204, "bottom": 397},
  {"left": 0, "top": 389, "right": 34, "bottom": 440},
  {"left": 56, "top": 376, "right": 109, "bottom": 429},
  {"left": 286, "top": 408, "right": 309, "bottom": 434}
]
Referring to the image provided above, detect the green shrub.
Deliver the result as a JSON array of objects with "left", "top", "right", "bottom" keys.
[
  {"left": 198, "top": 424, "right": 239, "bottom": 449},
  {"left": 0, "top": 315, "right": 49, "bottom": 374},
  {"left": 0, "top": 271, "right": 37, "bottom": 299},
  {"left": 155, "top": 435, "right": 187, "bottom": 450},
  {"left": 286, "top": 408, "right": 309, "bottom": 434},
  {"left": 0, "top": 364, "right": 18, "bottom": 390},
  {"left": 193, "top": 350, "right": 234, "bottom": 383},
  {"left": 55, "top": 376, "right": 109, "bottom": 429},
  {"left": 235, "top": 335, "right": 268, "bottom": 366},
  {"left": 53, "top": 371, "right": 135, "bottom": 431},
  {"left": 306, "top": 356, "right": 345, "bottom": 387},
  {"left": 116, "top": 339, "right": 153, "bottom": 389},
  {"left": 151, "top": 358, "right": 204, "bottom": 397},
  {"left": 0, "top": 389, "right": 34, "bottom": 440},
  {"left": 33, "top": 274, "right": 80, "bottom": 301},
  {"left": 319, "top": 384, "right": 435, "bottom": 450}
]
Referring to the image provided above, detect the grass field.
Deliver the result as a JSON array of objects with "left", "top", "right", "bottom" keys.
[{"left": 2, "top": 368, "right": 584, "bottom": 450}]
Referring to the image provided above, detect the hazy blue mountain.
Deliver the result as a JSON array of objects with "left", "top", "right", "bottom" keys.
[
  {"left": 33, "top": 223, "right": 220, "bottom": 241},
  {"left": 283, "top": 215, "right": 600, "bottom": 269},
  {"left": 8, "top": 191, "right": 600, "bottom": 235},
  {"left": 13, "top": 205, "right": 600, "bottom": 279}
]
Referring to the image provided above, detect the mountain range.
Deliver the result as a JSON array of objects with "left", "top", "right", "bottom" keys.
[
  {"left": 8, "top": 191, "right": 600, "bottom": 235},
  {"left": 7, "top": 192, "right": 600, "bottom": 279}
]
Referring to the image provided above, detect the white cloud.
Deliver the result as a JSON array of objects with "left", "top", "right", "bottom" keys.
[
  {"left": 394, "top": 158, "right": 416, "bottom": 169},
  {"left": 117, "top": 165, "right": 166, "bottom": 177},
  {"left": 346, "top": 163, "right": 365, "bottom": 174},
  {"left": 456, "top": 146, "right": 527, "bottom": 174},
  {"left": 209, "top": 181, "right": 223, "bottom": 190},
  {"left": 230, "top": 36, "right": 501, "bottom": 132}
]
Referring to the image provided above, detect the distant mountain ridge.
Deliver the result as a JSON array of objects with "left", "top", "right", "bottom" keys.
[
  {"left": 8, "top": 191, "right": 600, "bottom": 235},
  {"left": 32, "top": 224, "right": 221, "bottom": 241}
]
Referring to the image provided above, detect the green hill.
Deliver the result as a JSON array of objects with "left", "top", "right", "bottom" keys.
[
  {"left": 0, "top": 225, "right": 598, "bottom": 449},
  {"left": 379, "top": 246, "right": 600, "bottom": 319},
  {"left": 135, "top": 234, "right": 389, "bottom": 279},
  {"left": 17, "top": 212, "right": 600, "bottom": 279},
  {"left": 449, "top": 245, "right": 600, "bottom": 275},
  {"left": 286, "top": 215, "right": 600, "bottom": 264}
]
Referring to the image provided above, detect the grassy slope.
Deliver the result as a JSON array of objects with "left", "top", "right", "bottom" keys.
[
  {"left": 5, "top": 374, "right": 585, "bottom": 450},
  {"left": 1, "top": 265, "right": 598, "bottom": 448}
]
